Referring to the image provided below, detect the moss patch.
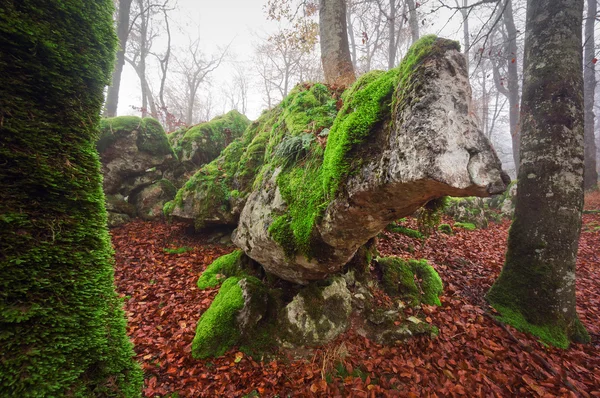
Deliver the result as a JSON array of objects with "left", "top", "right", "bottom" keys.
[
  {"left": 386, "top": 224, "right": 424, "bottom": 239},
  {"left": 171, "top": 110, "right": 250, "bottom": 164},
  {"left": 454, "top": 222, "right": 476, "bottom": 231},
  {"left": 192, "top": 277, "right": 245, "bottom": 359},
  {"left": 98, "top": 116, "right": 174, "bottom": 157},
  {"left": 197, "top": 250, "right": 244, "bottom": 289},
  {"left": 378, "top": 257, "right": 443, "bottom": 306}
]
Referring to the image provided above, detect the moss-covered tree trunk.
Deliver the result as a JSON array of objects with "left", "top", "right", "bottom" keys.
[
  {"left": 319, "top": 0, "right": 356, "bottom": 86},
  {"left": 487, "top": 0, "right": 590, "bottom": 348},
  {"left": 0, "top": 1, "right": 142, "bottom": 395}
]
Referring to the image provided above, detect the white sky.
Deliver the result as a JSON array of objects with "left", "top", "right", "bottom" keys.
[{"left": 118, "top": 0, "right": 279, "bottom": 120}]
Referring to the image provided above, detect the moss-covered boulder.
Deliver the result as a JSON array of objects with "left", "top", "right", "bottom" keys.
[
  {"left": 232, "top": 36, "right": 509, "bottom": 283},
  {"left": 0, "top": 1, "right": 142, "bottom": 395},
  {"left": 97, "top": 116, "right": 178, "bottom": 225},
  {"left": 191, "top": 276, "right": 268, "bottom": 359},
  {"left": 168, "top": 110, "right": 250, "bottom": 184},
  {"left": 98, "top": 116, "right": 176, "bottom": 194},
  {"left": 133, "top": 179, "right": 177, "bottom": 220}
]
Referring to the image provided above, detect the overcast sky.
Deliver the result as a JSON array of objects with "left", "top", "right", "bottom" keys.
[{"left": 117, "top": 1, "right": 472, "bottom": 120}]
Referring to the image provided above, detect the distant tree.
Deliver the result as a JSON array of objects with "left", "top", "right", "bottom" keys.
[
  {"left": 105, "top": 0, "right": 133, "bottom": 117},
  {"left": 487, "top": 0, "right": 590, "bottom": 348},
  {"left": 584, "top": 0, "right": 598, "bottom": 190},
  {"left": 0, "top": 1, "right": 142, "bottom": 394},
  {"left": 319, "top": 0, "right": 356, "bottom": 85}
]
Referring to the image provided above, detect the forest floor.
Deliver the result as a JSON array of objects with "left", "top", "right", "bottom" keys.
[{"left": 112, "top": 192, "right": 600, "bottom": 397}]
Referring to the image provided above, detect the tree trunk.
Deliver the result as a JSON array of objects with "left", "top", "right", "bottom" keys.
[
  {"left": 503, "top": 0, "right": 520, "bottom": 174},
  {"left": 584, "top": 0, "right": 598, "bottom": 190},
  {"left": 319, "top": 0, "right": 356, "bottom": 86},
  {"left": 406, "top": 0, "right": 420, "bottom": 44},
  {"left": 0, "top": 1, "right": 142, "bottom": 394},
  {"left": 487, "top": 0, "right": 590, "bottom": 348},
  {"left": 387, "top": 0, "right": 397, "bottom": 70},
  {"left": 105, "top": 0, "right": 133, "bottom": 117}
]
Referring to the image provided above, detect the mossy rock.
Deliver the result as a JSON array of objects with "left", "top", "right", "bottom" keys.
[
  {"left": 454, "top": 222, "right": 476, "bottom": 231},
  {"left": 191, "top": 276, "right": 268, "bottom": 359},
  {"left": 377, "top": 257, "right": 443, "bottom": 306},
  {"left": 278, "top": 277, "right": 353, "bottom": 346},
  {"left": 99, "top": 116, "right": 174, "bottom": 158},
  {"left": 197, "top": 249, "right": 245, "bottom": 289},
  {"left": 170, "top": 110, "right": 250, "bottom": 168}
]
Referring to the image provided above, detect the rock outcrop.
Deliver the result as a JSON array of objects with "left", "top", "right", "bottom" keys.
[
  {"left": 231, "top": 36, "right": 509, "bottom": 283},
  {"left": 169, "top": 36, "right": 509, "bottom": 282},
  {"left": 98, "top": 116, "right": 177, "bottom": 226},
  {"left": 168, "top": 110, "right": 250, "bottom": 186},
  {"left": 97, "top": 111, "right": 248, "bottom": 226}
]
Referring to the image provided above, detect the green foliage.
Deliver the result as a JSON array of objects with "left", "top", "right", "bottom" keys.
[
  {"left": 378, "top": 257, "right": 443, "bottom": 306},
  {"left": 454, "top": 222, "right": 477, "bottom": 231},
  {"left": 0, "top": 1, "right": 142, "bottom": 396},
  {"left": 192, "top": 277, "right": 244, "bottom": 359},
  {"left": 197, "top": 250, "right": 244, "bottom": 289},
  {"left": 273, "top": 132, "right": 316, "bottom": 166},
  {"left": 163, "top": 246, "right": 193, "bottom": 254}
]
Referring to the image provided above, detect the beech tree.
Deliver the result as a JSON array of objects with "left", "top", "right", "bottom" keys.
[
  {"left": 105, "top": 0, "right": 133, "bottom": 117},
  {"left": 0, "top": 1, "right": 142, "bottom": 395},
  {"left": 487, "top": 0, "right": 590, "bottom": 348},
  {"left": 584, "top": 0, "right": 598, "bottom": 190},
  {"left": 319, "top": 0, "right": 356, "bottom": 85}
]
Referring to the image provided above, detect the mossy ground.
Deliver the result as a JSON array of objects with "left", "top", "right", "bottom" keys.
[{"left": 0, "top": 1, "right": 142, "bottom": 395}]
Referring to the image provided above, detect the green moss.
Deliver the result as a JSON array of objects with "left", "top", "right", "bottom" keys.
[
  {"left": 97, "top": 116, "right": 142, "bottom": 153},
  {"left": 417, "top": 197, "right": 448, "bottom": 235},
  {"left": 137, "top": 117, "right": 174, "bottom": 157},
  {"left": 192, "top": 277, "right": 245, "bottom": 359},
  {"left": 438, "top": 223, "right": 453, "bottom": 234},
  {"left": 97, "top": 116, "right": 175, "bottom": 158},
  {"left": 0, "top": 1, "right": 142, "bottom": 395},
  {"left": 378, "top": 257, "right": 443, "bottom": 306},
  {"left": 172, "top": 110, "right": 250, "bottom": 164},
  {"left": 197, "top": 250, "right": 244, "bottom": 289},
  {"left": 386, "top": 224, "right": 424, "bottom": 239},
  {"left": 454, "top": 222, "right": 477, "bottom": 231},
  {"left": 163, "top": 246, "right": 193, "bottom": 254}
]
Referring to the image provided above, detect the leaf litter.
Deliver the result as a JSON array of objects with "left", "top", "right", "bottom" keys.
[{"left": 111, "top": 193, "right": 600, "bottom": 397}]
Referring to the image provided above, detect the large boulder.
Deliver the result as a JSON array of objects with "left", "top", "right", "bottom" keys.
[
  {"left": 232, "top": 36, "right": 508, "bottom": 283},
  {"left": 98, "top": 116, "right": 177, "bottom": 225},
  {"left": 167, "top": 110, "right": 250, "bottom": 186},
  {"left": 98, "top": 111, "right": 249, "bottom": 226}
]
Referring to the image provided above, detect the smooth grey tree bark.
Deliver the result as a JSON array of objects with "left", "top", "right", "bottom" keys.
[
  {"left": 319, "top": 0, "right": 356, "bottom": 86},
  {"left": 105, "top": 0, "right": 133, "bottom": 117},
  {"left": 584, "top": 0, "right": 598, "bottom": 190},
  {"left": 406, "top": 0, "right": 420, "bottom": 44},
  {"left": 487, "top": 0, "right": 590, "bottom": 348}
]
